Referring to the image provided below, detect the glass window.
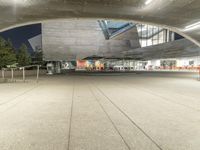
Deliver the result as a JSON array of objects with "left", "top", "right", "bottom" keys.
[{"left": 136, "top": 23, "right": 175, "bottom": 47}]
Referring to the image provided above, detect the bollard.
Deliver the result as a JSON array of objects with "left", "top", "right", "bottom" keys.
[
  {"left": 22, "top": 67, "right": 25, "bottom": 82},
  {"left": 2, "top": 69, "right": 5, "bottom": 80},
  {"left": 199, "top": 68, "right": 200, "bottom": 81},
  {"left": 36, "top": 65, "right": 40, "bottom": 83},
  {"left": 11, "top": 68, "right": 14, "bottom": 82}
]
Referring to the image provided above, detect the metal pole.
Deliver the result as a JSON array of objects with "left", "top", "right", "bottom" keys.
[
  {"left": 36, "top": 65, "right": 40, "bottom": 83},
  {"left": 23, "top": 67, "right": 25, "bottom": 82},
  {"left": 2, "top": 69, "right": 5, "bottom": 80},
  {"left": 11, "top": 68, "right": 14, "bottom": 82},
  {"left": 198, "top": 67, "right": 200, "bottom": 81},
  {"left": 198, "top": 55, "right": 200, "bottom": 81}
]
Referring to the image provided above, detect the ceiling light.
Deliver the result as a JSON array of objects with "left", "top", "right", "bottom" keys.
[
  {"left": 184, "top": 21, "right": 200, "bottom": 31},
  {"left": 145, "top": 0, "right": 153, "bottom": 5}
]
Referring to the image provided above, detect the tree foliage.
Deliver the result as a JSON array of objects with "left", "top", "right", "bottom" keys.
[
  {"left": 0, "top": 37, "right": 17, "bottom": 68},
  {"left": 17, "top": 43, "right": 32, "bottom": 66},
  {"left": 32, "top": 51, "right": 43, "bottom": 63}
]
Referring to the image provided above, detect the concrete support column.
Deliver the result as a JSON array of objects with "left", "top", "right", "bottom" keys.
[{"left": 55, "top": 61, "right": 61, "bottom": 74}]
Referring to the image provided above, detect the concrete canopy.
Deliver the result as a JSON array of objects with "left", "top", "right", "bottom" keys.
[
  {"left": 123, "top": 39, "right": 200, "bottom": 60},
  {"left": 0, "top": 0, "right": 200, "bottom": 47}
]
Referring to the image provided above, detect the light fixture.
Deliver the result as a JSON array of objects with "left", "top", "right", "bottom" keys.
[
  {"left": 184, "top": 21, "right": 200, "bottom": 31},
  {"left": 145, "top": 0, "right": 153, "bottom": 5}
]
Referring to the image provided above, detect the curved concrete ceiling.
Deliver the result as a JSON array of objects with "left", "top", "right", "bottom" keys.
[
  {"left": 0, "top": 0, "right": 200, "bottom": 46},
  {"left": 122, "top": 39, "right": 200, "bottom": 60}
]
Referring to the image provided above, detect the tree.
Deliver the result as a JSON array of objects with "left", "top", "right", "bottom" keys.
[
  {"left": 0, "top": 37, "right": 17, "bottom": 69},
  {"left": 33, "top": 51, "right": 43, "bottom": 62},
  {"left": 17, "top": 44, "right": 31, "bottom": 66}
]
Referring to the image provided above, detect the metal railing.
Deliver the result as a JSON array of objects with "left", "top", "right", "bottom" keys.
[
  {"left": 198, "top": 68, "right": 200, "bottom": 81},
  {"left": 1, "top": 65, "right": 41, "bottom": 83}
]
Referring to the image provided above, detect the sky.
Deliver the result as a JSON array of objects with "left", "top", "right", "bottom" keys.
[{"left": 0, "top": 23, "right": 41, "bottom": 53}]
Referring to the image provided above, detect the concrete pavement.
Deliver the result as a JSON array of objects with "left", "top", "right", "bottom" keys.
[{"left": 0, "top": 72, "right": 200, "bottom": 150}]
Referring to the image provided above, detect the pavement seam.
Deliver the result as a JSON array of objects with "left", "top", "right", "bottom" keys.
[
  {"left": 139, "top": 87, "right": 200, "bottom": 112},
  {"left": 0, "top": 85, "right": 39, "bottom": 106},
  {"left": 0, "top": 85, "right": 40, "bottom": 115},
  {"left": 93, "top": 82, "right": 163, "bottom": 150},
  {"left": 112, "top": 78, "right": 200, "bottom": 112},
  {"left": 67, "top": 78, "right": 75, "bottom": 150},
  {"left": 88, "top": 83, "right": 131, "bottom": 150}
]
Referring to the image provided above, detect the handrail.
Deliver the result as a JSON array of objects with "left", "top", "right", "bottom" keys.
[{"left": 1, "top": 65, "right": 41, "bottom": 83}]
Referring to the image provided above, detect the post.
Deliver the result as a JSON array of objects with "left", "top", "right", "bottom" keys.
[
  {"left": 22, "top": 67, "right": 25, "bottom": 82},
  {"left": 11, "top": 68, "right": 14, "bottom": 82},
  {"left": 2, "top": 69, "right": 5, "bottom": 80},
  {"left": 36, "top": 65, "right": 40, "bottom": 83},
  {"left": 198, "top": 67, "right": 200, "bottom": 81}
]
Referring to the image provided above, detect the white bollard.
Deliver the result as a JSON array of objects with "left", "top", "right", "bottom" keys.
[
  {"left": 22, "top": 67, "right": 25, "bottom": 82},
  {"left": 198, "top": 68, "right": 200, "bottom": 81},
  {"left": 2, "top": 69, "right": 5, "bottom": 80},
  {"left": 11, "top": 68, "right": 14, "bottom": 82},
  {"left": 36, "top": 65, "right": 40, "bottom": 83}
]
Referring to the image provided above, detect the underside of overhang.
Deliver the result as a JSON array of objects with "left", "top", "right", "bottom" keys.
[{"left": 0, "top": 0, "right": 200, "bottom": 47}]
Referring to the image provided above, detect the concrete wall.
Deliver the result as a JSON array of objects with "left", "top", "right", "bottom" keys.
[
  {"left": 42, "top": 20, "right": 140, "bottom": 61},
  {"left": 124, "top": 39, "right": 200, "bottom": 60}
]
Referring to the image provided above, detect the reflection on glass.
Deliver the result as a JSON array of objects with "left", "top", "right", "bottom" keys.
[{"left": 136, "top": 24, "right": 175, "bottom": 47}]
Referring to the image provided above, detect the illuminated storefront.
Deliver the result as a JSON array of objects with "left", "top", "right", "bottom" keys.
[{"left": 76, "top": 60, "right": 104, "bottom": 71}]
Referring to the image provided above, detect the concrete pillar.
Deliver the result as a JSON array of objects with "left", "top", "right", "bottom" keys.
[
  {"left": 47, "top": 62, "right": 54, "bottom": 75},
  {"left": 55, "top": 61, "right": 61, "bottom": 74}
]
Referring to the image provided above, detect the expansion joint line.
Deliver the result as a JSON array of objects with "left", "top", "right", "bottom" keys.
[
  {"left": 94, "top": 83, "right": 163, "bottom": 150},
  {"left": 67, "top": 79, "right": 75, "bottom": 150},
  {"left": 138, "top": 87, "right": 200, "bottom": 112},
  {"left": 0, "top": 85, "right": 40, "bottom": 115},
  {"left": 0, "top": 85, "right": 39, "bottom": 106},
  {"left": 88, "top": 83, "right": 131, "bottom": 150},
  {"left": 112, "top": 78, "right": 200, "bottom": 112}
]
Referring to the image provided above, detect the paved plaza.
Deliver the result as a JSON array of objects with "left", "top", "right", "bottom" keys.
[{"left": 0, "top": 72, "right": 200, "bottom": 150}]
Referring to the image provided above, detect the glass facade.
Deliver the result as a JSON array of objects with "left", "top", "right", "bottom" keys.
[
  {"left": 98, "top": 20, "right": 135, "bottom": 39},
  {"left": 99, "top": 20, "right": 183, "bottom": 48},
  {"left": 136, "top": 24, "right": 176, "bottom": 47}
]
